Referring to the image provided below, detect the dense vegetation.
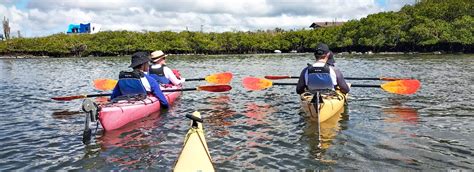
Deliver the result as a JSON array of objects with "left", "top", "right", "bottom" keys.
[{"left": 0, "top": 0, "right": 472, "bottom": 57}]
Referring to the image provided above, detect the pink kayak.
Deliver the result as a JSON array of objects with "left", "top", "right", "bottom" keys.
[{"left": 97, "top": 86, "right": 182, "bottom": 131}]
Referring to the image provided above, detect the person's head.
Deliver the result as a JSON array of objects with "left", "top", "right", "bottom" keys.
[
  {"left": 129, "top": 52, "right": 151, "bottom": 71},
  {"left": 314, "top": 43, "right": 331, "bottom": 61},
  {"left": 150, "top": 50, "right": 168, "bottom": 64}
]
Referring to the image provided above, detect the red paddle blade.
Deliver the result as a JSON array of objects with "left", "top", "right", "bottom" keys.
[
  {"left": 381, "top": 80, "right": 421, "bottom": 95},
  {"left": 197, "top": 85, "right": 232, "bottom": 92},
  {"left": 205, "top": 72, "right": 233, "bottom": 84},
  {"left": 94, "top": 79, "right": 117, "bottom": 91},
  {"left": 264, "top": 75, "right": 291, "bottom": 80},
  {"left": 51, "top": 95, "right": 87, "bottom": 101},
  {"left": 242, "top": 77, "right": 273, "bottom": 91}
]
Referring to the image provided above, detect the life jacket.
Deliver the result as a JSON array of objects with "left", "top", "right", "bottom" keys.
[
  {"left": 149, "top": 64, "right": 171, "bottom": 84},
  {"left": 116, "top": 70, "right": 147, "bottom": 97},
  {"left": 305, "top": 63, "right": 334, "bottom": 94}
]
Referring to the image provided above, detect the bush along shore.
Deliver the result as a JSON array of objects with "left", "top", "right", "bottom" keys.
[{"left": 0, "top": 0, "right": 472, "bottom": 58}]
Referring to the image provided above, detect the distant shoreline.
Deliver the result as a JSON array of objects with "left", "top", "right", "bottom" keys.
[{"left": 0, "top": 51, "right": 468, "bottom": 59}]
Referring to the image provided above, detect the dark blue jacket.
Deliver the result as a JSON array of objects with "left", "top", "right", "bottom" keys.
[{"left": 111, "top": 74, "right": 169, "bottom": 108}]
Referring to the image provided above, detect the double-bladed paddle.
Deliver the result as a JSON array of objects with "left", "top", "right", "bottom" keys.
[
  {"left": 242, "top": 77, "right": 420, "bottom": 95},
  {"left": 51, "top": 85, "right": 233, "bottom": 101},
  {"left": 94, "top": 72, "right": 233, "bottom": 91},
  {"left": 264, "top": 75, "right": 414, "bottom": 81}
]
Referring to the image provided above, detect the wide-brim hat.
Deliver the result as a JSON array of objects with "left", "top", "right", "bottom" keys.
[
  {"left": 129, "top": 52, "right": 151, "bottom": 68},
  {"left": 151, "top": 50, "right": 168, "bottom": 62},
  {"left": 314, "top": 43, "right": 330, "bottom": 56}
]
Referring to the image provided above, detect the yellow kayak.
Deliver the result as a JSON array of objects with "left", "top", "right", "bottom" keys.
[
  {"left": 300, "top": 85, "right": 350, "bottom": 123},
  {"left": 173, "top": 111, "right": 215, "bottom": 172}
]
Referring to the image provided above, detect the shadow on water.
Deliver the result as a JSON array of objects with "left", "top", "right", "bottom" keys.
[
  {"left": 302, "top": 106, "right": 349, "bottom": 162},
  {"left": 51, "top": 110, "right": 83, "bottom": 119}
]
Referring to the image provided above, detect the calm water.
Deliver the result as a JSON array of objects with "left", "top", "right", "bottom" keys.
[{"left": 0, "top": 54, "right": 473, "bottom": 170}]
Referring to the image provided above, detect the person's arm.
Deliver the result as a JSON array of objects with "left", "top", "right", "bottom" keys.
[
  {"left": 164, "top": 67, "right": 185, "bottom": 85},
  {"left": 296, "top": 67, "right": 308, "bottom": 94},
  {"left": 334, "top": 68, "right": 350, "bottom": 94},
  {"left": 146, "top": 75, "right": 169, "bottom": 108}
]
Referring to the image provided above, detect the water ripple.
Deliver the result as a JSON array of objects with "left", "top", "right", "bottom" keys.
[{"left": 0, "top": 54, "right": 473, "bottom": 170}]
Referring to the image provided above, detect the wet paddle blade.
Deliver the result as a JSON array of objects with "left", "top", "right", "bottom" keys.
[
  {"left": 242, "top": 77, "right": 273, "bottom": 91},
  {"left": 381, "top": 80, "right": 421, "bottom": 95},
  {"left": 205, "top": 72, "right": 233, "bottom": 84},
  {"left": 94, "top": 79, "right": 117, "bottom": 91},
  {"left": 264, "top": 75, "right": 293, "bottom": 80},
  {"left": 51, "top": 95, "right": 87, "bottom": 101},
  {"left": 197, "top": 85, "right": 232, "bottom": 92}
]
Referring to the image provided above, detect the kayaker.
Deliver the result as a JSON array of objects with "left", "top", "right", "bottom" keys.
[
  {"left": 111, "top": 52, "right": 169, "bottom": 108},
  {"left": 296, "top": 43, "right": 350, "bottom": 95},
  {"left": 327, "top": 51, "right": 335, "bottom": 66},
  {"left": 149, "top": 50, "right": 185, "bottom": 86}
]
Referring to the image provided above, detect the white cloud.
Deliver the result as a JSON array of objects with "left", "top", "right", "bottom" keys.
[{"left": 0, "top": 0, "right": 415, "bottom": 37}]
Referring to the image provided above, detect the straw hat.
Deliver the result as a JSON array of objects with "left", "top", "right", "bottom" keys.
[{"left": 151, "top": 50, "right": 168, "bottom": 62}]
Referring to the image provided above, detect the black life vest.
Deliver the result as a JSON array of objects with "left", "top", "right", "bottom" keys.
[{"left": 149, "top": 64, "right": 166, "bottom": 77}]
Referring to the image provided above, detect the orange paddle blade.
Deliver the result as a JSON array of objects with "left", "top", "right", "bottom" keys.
[
  {"left": 242, "top": 77, "right": 273, "bottom": 91},
  {"left": 197, "top": 85, "right": 232, "bottom": 92},
  {"left": 94, "top": 79, "right": 117, "bottom": 91},
  {"left": 381, "top": 80, "right": 421, "bottom": 95},
  {"left": 264, "top": 75, "right": 292, "bottom": 80},
  {"left": 51, "top": 95, "right": 87, "bottom": 101},
  {"left": 205, "top": 72, "right": 233, "bottom": 84}
]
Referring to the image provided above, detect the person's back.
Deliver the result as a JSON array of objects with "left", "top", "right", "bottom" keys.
[
  {"left": 149, "top": 50, "right": 185, "bottom": 86},
  {"left": 296, "top": 43, "right": 350, "bottom": 95},
  {"left": 111, "top": 52, "right": 169, "bottom": 108}
]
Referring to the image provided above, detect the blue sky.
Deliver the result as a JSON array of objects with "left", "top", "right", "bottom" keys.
[{"left": 0, "top": 0, "right": 415, "bottom": 37}]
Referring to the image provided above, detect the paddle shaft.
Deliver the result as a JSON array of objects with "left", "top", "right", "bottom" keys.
[
  {"left": 81, "top": 88, "right": 199, "bottom": 97},
  {"left": 85, "top": 93, "right": 111, "bottom": 97},
  {"left": 266, "top": 76, "right": 408, "bottom": 81},
  {"left": 273, "top": 82, "right": 380, "bottom": 88},
  {"left": 186, "top": 78, "right": 205, "bottom": 81}
]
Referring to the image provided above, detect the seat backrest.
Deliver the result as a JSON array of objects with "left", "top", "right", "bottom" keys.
[
  {"left": 149, "top": 74, "right": 171, "bottom": 84},
  {"left": 117, "top": 78, "right": 147, "bottom": 96},
  {"left": 305, "top": 65, "right": 334, "bottom": 94}
]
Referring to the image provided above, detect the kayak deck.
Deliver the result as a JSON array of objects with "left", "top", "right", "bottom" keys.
[
  {"left": 98, "top": 85, "right": 182, "bottom": 131},
  {"left": 300, "top": 85, "right": 350, "bottom": 123},
  {"left": 174, "top": 111, "right": 214, "bottom": 172}
]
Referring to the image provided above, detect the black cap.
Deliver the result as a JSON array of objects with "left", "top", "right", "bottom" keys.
[
  {"left": 314, "top": 43, "right": 330, "bottom": 56},
  {"left": 129, "top": 52, "right": 151, "bottom": 68}
]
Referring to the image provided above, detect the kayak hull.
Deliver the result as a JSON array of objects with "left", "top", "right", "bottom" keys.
[
  {"left": 98, "top": 86, "right": 181, "bottom": 131},
  {"left": 300, "top": 85, "right": 350, "bottom": 123},
  {"left": 174, "top": 112, "right": 214, "bottom": 172}
]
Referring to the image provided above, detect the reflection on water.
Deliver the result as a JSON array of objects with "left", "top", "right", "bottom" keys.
[
  {"left": 244, "top": 102, "right": 276, "bottom": 125},
  {"left": 1, "top": 54, "right": 473, "bottom": 170},
  {"left": 95, "top": 111, "right": 165, "bottom": 168},
  {"left": 302, "top": 107, "right": 348, "bottom": 161},
  {"left": 205, "top": 95, "right": 236, "bottom": 137},
  {"left": 98, "top": 112, "right": 164, "bottom": 149},
  {"left": 383, "top": 106, "right": 418, "bottom": 124}
]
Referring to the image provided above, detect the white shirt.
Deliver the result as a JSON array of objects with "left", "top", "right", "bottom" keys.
[
  {"left": 140, "top": 77, "right": 151, "bottom": 91},
  {"left": 312, "top": 62, "right": 337, "bottom": 86},
  {"left": 151, "top": 64, "right": 185, "bottom": 85}
]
